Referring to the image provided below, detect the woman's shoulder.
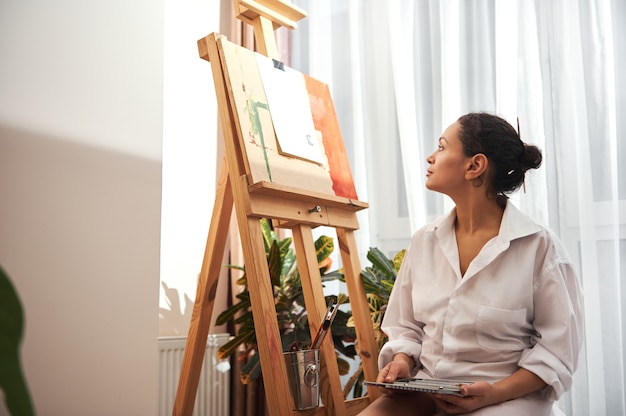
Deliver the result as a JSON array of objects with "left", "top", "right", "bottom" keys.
[{"left": 507, "top": 209, "right": 573, "bottom": 266}]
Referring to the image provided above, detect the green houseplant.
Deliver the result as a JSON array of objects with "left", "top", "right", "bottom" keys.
[
  {"left": 215, "top": 219, "right": 403, "bottom": 398},
  {"left": 0, "top": 266, "right": 35, "bottom": 416},
  {"left": 342, "top": 247, "right": 404, "bottom": 398},
  {"left": 215, "top": 219, "right": 357, "bottom": 383}
]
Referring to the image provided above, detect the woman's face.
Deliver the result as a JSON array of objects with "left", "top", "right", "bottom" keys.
[{"left": 425, "top": 121, "right": 471, "bottom": 195}]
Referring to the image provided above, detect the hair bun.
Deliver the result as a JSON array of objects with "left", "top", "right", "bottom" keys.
[{"left": 522, "top": 144, "right": 542, "bottom": 172}]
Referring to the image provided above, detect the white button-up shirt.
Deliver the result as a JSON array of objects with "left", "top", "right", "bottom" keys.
[{"left": 379, "top": 201, "right": 584, "bottom": 401}]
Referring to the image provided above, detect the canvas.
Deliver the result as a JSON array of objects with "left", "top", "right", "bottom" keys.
[{"left": 219, "top": 38, "right": 359, "bottom": 201}]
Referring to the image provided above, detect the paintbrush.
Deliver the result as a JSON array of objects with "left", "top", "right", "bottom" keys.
[{"left": 311, "top": 302, "right": 339, "bottom": 350}]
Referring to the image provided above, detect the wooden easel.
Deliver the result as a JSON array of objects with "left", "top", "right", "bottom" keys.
[{"left": 172, "top": 1, "right": 380, "bottom": 415}]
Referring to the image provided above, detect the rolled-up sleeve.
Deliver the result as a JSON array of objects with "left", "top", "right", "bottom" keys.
[{"left": 518, "top": 259, "right": 584, "bottom": 400}]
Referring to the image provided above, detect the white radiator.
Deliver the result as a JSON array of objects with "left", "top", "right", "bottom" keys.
[{"left": 158, "top": 334, "right": 231, "bottom": 416}]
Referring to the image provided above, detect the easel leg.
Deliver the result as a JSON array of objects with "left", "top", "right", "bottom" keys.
[
  {"left": 292, "top": 224, "right": 347, "bottom": 416},
  {"left": 173, "top": 161, "right": 234, "bottom": 416},
  {"left": 336, "top": 228, "right": 381, "bottom": 401},
  {"left": 236, "top": 216, "right": 294, "bottom": 416}
]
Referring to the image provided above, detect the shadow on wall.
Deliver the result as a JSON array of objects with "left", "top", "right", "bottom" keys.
[
  {"left": 159, "top": 282, "right": 194, "bottom": 336},
  {"left": 0, "top": 124, "right": 161, "bottom": 415}
]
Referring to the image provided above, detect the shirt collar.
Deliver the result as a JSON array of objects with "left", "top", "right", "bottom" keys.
[{"left": 497, "top": 200, "right": 542, "bottom": 242}]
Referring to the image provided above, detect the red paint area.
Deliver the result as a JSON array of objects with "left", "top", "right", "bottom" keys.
[{"left": 304, "top": 75, "right": 359, "bottom": 200}]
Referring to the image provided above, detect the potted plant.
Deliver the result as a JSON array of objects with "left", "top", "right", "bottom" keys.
[
  {"left": 215, "top": 219, "right": 357, "bottom": 384},
  {"left": 215, "top": 219, "right": 403, "bottom": 399}
]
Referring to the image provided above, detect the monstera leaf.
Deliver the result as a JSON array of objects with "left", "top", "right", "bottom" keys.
[{"left": 0, "top": 266, "right": 34, "bottom": 416}]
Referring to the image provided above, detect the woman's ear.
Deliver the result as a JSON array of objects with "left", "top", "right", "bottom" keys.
[{"left": 465, "top": 153, "right": 488, "bottom": 180}]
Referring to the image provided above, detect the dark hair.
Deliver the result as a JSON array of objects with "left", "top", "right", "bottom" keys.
[{"left": 457, "top": 112, "right": 542, "bottom": 195}]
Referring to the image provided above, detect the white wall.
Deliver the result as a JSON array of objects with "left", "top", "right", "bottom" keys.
[
  {"left": 0, "top": 0, "right": 164, "bottom": 414},
  {"left": 159, "top": 0, "right": 222, "bottom": 337}
]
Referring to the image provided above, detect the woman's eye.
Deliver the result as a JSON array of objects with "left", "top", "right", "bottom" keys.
[{"left": 437, "top": 144, "right": 444, "bottom": 151}]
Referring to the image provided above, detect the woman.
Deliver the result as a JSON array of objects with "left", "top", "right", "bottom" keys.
[{"left": 360, "top": 113, "right": 584, "bottom": 415}]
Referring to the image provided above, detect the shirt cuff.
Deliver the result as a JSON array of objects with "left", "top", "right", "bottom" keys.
[
  {"left": 378, "top": 339, "right": 422, "bottom": 371},
  {"left": 518, "top": 343, "right": 573, "bottom": 400}
]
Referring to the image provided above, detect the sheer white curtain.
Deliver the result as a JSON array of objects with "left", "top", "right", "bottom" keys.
[{"left": 291, "top": 0, "right": 625, "bottom": 415}]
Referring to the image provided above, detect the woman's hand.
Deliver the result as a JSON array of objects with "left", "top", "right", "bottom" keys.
[
  {"left": 375, "top": 353, "right": 414, "bottom": 395},
  {"left": 432, "top": 368, "right": 547, "bottom": 413},
  {"left": 431, "top": 381, "right": 494, "bottom": 414}
]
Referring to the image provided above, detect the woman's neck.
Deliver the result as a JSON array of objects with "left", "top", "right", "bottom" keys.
[{"left": 453, "top": 195, "right": 505, "bottom": 235}]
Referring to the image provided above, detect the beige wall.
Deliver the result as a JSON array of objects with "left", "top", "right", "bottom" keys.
[{"left": 0, "top": 1, "right": 164, "bottom": 414}]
